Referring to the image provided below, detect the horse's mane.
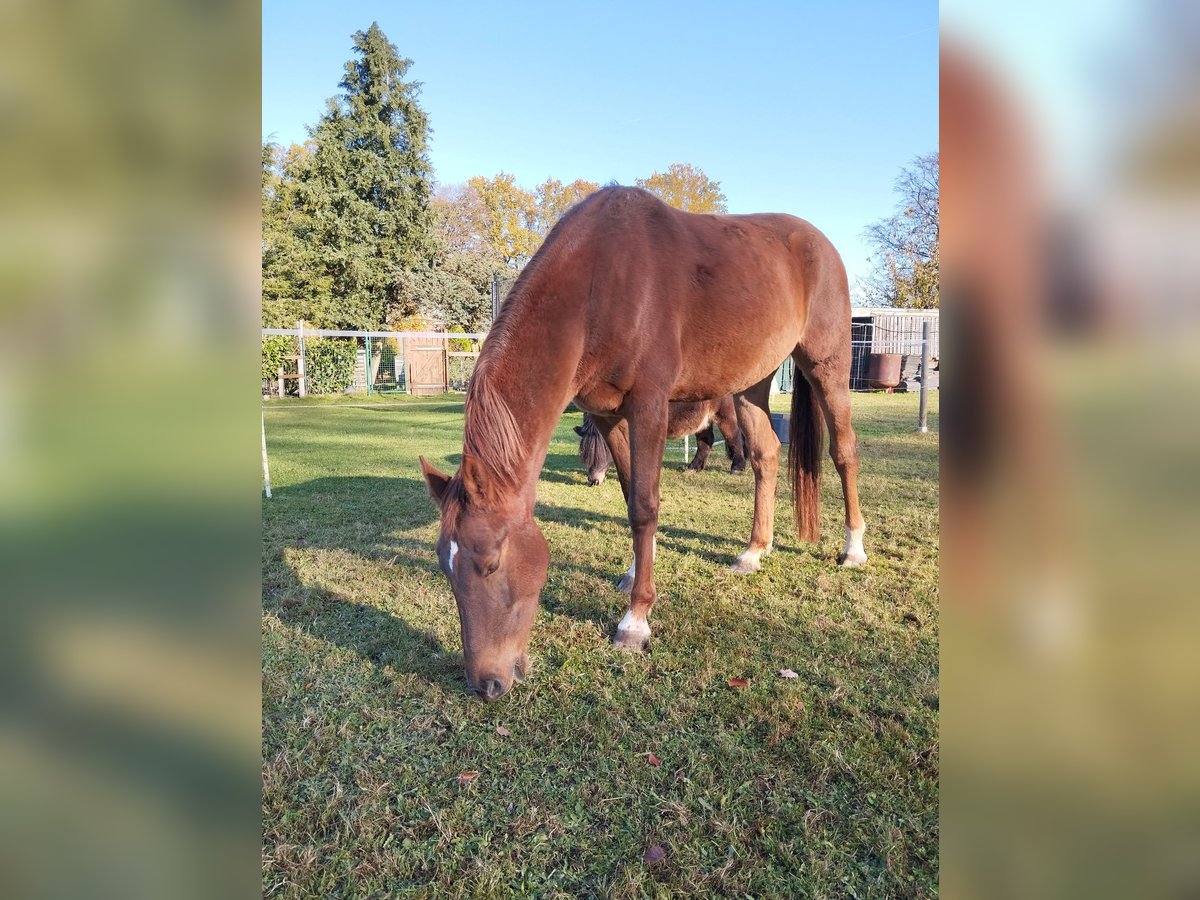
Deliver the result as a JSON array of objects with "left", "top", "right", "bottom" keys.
[
  {"left": 454, "top": 187, "right": 629, "bottom": 505},
  {"left": 460, "top": 354, "right": 523, "bottom": 500}
]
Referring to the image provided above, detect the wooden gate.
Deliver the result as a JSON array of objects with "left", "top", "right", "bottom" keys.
[{"left": 407, "top": 336, "right": 448, "bottom": 395}]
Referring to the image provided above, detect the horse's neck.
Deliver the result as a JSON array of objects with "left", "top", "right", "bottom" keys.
[{"left": 473, "top": 304, "right": 581, "bottom": 503}]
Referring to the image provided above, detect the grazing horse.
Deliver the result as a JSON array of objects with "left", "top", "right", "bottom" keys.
[
  {"left": 420, "top": 186, "right": 866, "bottom": 700},
  {"left": 574, "top": 398, "right": 748, "bottom": 486}
]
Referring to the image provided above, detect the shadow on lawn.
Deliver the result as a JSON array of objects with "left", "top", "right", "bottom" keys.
[
  {"left": 264, "top": 574, "right": 468, "bottom": 696},
  {"left": 264, "top": 472, "right": 817, "bottom": 687},
  {"left": 264, "top": 475, "right": 628, "bottom": 687},
  {"left": 539, "top": 447, "right": 751, "bottom": 485},
  {"left": 263, "top": 475, "right": 468, "bottom": 693}
]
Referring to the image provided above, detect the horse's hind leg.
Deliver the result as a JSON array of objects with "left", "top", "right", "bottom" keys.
[
  {"left": 800, "top": 354, "right": 867, "bottom": 567},
  {"left": 713, "top": 395, "right": 747, "bottom": 473},
  {"left": 686, "top": 423, "right": 715, "bottom": 472},
  {"left": 730, "top": 375, "right": 780, "bottom": 574}
]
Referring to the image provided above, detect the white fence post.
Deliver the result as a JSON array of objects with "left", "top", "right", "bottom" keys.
[
  {"left": 296, "top": 320, "right": 307, "bottom": 398},
  {"left": 261, "top": 410, "right": 272, "bottom": 498},
  {"left": 918, "top": 320, "right": 930, "bottom": 433}
]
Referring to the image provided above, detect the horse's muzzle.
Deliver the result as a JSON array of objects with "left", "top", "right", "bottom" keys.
[
  {"left": 469, "top": 655, "right": 527, "bottom": 701},
  {"left": 476, "top": 678, "right": 507, "bottom": 701}
]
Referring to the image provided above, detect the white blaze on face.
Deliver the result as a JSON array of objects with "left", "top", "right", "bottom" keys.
[{"left": 448, "top": 540, "right": 459, "bottom": 574}]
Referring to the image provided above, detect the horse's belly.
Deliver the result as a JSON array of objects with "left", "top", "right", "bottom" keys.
[
  {"left": 665, "top": 402, "right": 712, "bottom": 437},
  {"left": 673, "top": 330, "right": 798, "bottom": 401}
]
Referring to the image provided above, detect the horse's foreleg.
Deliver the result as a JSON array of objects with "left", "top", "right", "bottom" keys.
[
  {"left": 593, "top": 418, "right": 639, "bottom": 591},
  {"left": 617, "top": 534, "right": 656, "bottom": 594},
  {"left": 730, "top": 376, "right": 780, "bottom": 575},
  {"left": 613, "top": 396, "right": 669, "bottom": 651}
]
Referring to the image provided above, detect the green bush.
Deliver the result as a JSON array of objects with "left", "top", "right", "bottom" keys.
[
  {"left": 262, "top": 335, "right": 296, "bottom": 383},
  {"left": 304, "top": 338, "right": 358, "bottom": 394},
  {"left": 447, "top": 324, "right": 474, "bottom": 353}
]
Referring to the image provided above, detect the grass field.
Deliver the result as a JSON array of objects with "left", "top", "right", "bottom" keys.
[{"left": 262, "top": 391, "right": 939, "bottom": 898}]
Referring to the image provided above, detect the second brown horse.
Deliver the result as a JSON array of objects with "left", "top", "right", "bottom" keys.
[{"left": 574, "top": 397, "right": 748, "bottom": 487}]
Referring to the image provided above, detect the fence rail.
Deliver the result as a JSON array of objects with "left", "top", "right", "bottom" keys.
[
  {"left": 262, "top": 328, "right": 487, "bottom": 340},
  {"left": 263, "top": 317, "right": 939, "bottom": 410}
]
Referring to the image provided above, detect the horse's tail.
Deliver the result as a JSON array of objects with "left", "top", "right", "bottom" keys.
[{"left": 789, "top": 369, "right": 824, "bottom": 542}]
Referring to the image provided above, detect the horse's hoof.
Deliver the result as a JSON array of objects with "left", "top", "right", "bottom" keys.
[
  {"left": 617, "top": 573, "right": 635, "bottom": 593},
  {"left": 613, "top": 629, "right": 649, "bottom": 652},
  {"left": 730, "top": 464, "right": 746, "bottom": 475},
  {"left": 729, "top": 557, "right": 762, "bottom": 576},
  {"left": 838, "top": 551, "right": 868, "bottom": 568}
]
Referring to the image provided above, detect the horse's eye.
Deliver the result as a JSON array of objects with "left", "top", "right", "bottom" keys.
[{"left": 483, "top": 559, "right": 500, "bottom": 578}]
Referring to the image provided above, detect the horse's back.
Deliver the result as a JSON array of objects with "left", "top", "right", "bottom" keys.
[{"left": 564, "top": 187, "right": 850, "bottom": 403}]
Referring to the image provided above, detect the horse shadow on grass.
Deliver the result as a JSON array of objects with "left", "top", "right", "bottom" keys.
[
  {"left": 263, "top": 574, "right": 469, "bottom": 697},
  {"left": 537, "top": 448, "right": 807, "bottom": 561},
  {"left": 264, "top": 475, "right": 651, "bottom": 687},
  {"left": 263, "top": 475, "right": 466, "bottom": 694},
  {"left": 263, "top": 471, "right": 818, "bottom": 692}
]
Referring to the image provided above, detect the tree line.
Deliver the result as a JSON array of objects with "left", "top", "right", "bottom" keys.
[
  {"left": 263, "top": 22, "right": 936, "bottom": 332},
  {"left": 262, "top": 23, "right": 727, "bottom": 332}
]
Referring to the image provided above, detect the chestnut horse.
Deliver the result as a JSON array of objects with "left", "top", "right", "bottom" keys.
[
  {"left": 420, "top": 186, "right": 866, "bottom": 700},
  {"left": 574, "top": 397, "right": 748, "bottom": 487}
]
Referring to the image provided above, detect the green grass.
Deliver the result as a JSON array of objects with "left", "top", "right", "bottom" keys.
[{"left": 262, "top": 391, "right": 939, "bottom": 898}]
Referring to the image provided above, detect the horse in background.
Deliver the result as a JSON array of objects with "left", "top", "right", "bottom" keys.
[{"left": 574, "top": 397, "right": 748, "bottom": 486}]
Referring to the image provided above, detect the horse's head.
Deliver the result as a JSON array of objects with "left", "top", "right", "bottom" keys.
[
  {"left": 573, "top": 418, "right": 612, "bottom": 486},
  {"left": 419, "top": 456, "right": 549, "bottom": 701}
]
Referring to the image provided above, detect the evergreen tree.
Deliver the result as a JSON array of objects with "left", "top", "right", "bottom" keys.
[
  {"left": 276, "top": 23, "right": 435, "bottom": 329},
  {"left": 262, "top": 141, "right": 335, "bottom": 326}
]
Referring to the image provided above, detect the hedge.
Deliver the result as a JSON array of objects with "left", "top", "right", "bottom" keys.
[
  {"left": 262, "top": 335, "right": 296, "bottom": 383},
  {"left": 304, "top": 338, "right": 358, "bottom": 394},
  {"left": 261, "top": 336, "right": 357, "bottom": 394}
]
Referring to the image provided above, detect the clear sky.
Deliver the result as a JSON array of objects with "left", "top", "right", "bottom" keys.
[{"left": 263, "top": 0, "right": 938, "bottom": 293}]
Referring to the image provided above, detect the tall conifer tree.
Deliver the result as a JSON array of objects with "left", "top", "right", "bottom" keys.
[{"left": 284, "top": 23, "right": 435, "bottom": 329}]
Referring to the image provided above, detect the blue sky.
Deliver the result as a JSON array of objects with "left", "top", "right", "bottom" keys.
[{"left": 263, "top": 0, "right": 938, "bottom": 292}]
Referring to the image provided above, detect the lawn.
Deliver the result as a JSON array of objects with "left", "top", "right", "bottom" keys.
[{"left": 262, "top": 390, "right": 939, "bottom": 898}]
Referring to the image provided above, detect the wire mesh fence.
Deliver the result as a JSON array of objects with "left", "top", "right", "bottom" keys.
[{"left": 261, "top": 326, "right": 487, "bottom": 398}]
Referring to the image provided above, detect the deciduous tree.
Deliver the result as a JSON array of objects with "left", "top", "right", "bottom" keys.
[
  {"left": 431, "top": 182, "right": 489, "bottom": 256},
  {"left": 468, "top": 173, "right": 539, "bottom": 270},
  {"left": 635, "top": 163, "right": 727, "bottom": 213},
  {"left": 861, "top": 152, "right": 939, "bottom": 309},
  {"left": 533, "top": 177, "right": 600, "bottom": 236}
]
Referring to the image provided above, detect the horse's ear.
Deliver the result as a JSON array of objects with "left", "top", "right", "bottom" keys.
[
  {"left": 573, "top": 425, "right": 584, "bottom": 436},
  {"left": 460, "top": 454, "right": 486, "bottom": 500},
  {"left": 419, "top": 456, "right": 451, "bottom": 507}
]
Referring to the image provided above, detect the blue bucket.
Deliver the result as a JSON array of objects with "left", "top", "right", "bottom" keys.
[{"left": 770, "top": 412, "right": 790, "bottom": 444}]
